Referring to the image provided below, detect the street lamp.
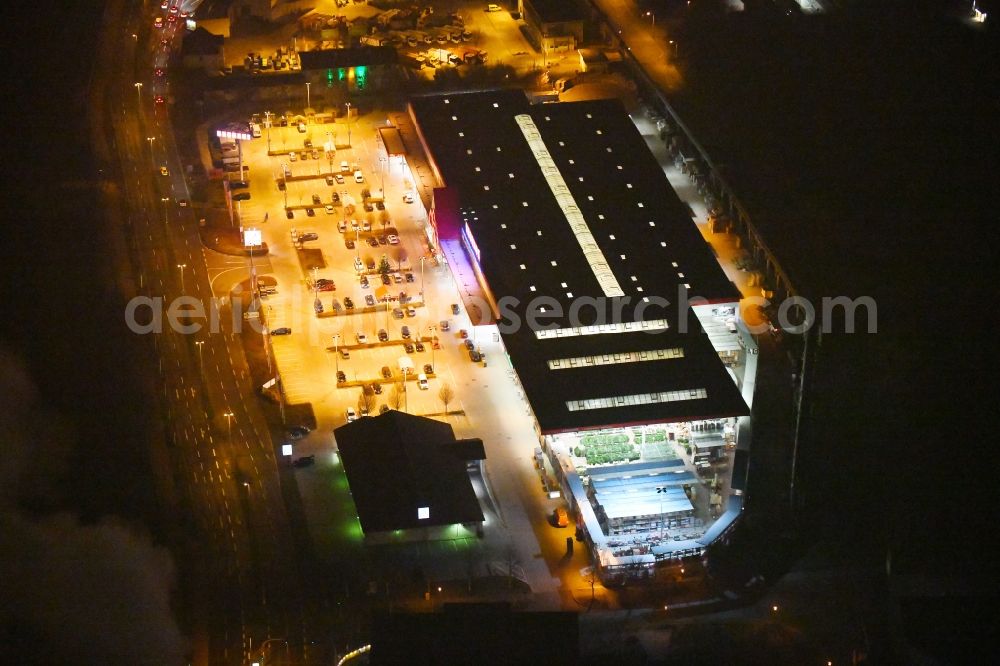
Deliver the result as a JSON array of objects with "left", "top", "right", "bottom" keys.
[
  {"left": 146, "top": 136, "right": 156, "bottom": 170},
  {"left": 224, "top": 412, "right": 235, "bottom": 442},
  {"left": 645, "top": 11, "right": 655, "bottom": 28},
  {"left": 669, "top": 40, "right": 678, "bottom": 57},
  {"left": 177, "top": 263, "right": 187, "bottom": 293},
  {"left": 333, "top": 334, "right": 341, "bottom": 376},
  {"left": 264, "top": 110, "right": 273, "bottom": 153},
  {"left": 345, "top": 102, "right": 352, "bottom": 147},
  {"left": 195, "top": 340, "right": 204, "bottom": 373},
  {"left": 305, "top": 81, "right": 311, "bottom": 115},
  {"left": 134, "top": 82, "right": 142, "bottom": 105}
]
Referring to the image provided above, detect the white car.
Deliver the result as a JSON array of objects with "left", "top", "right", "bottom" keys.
[
  {"left": 417, "top": 373, "right": 429, "bottom": 390},
  {"left": 403, "top": 192, "right": 414, "bottom": 204},
  {"left": 346, "top": 407, "right": 358, "bottom": 422},
  {"left": 354, "top": 170, "right": 364, "bottom": 183},
  {"left": 288, "top": 151, "right": 297, "bottom": 162},
  {"left": 356, "top": 332, "right": 368, "bottom": 344},
  {"left": 325, "top": 204, "right": 334, "bottom": 215},
  {"left": 354, "top": 257, "right": 364, "bottom": 272},
  {"left": 387, "top": 234, "right": 399, "bottom": 245}
]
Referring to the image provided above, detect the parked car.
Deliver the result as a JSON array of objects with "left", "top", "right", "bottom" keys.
[
  {"left": 360, "top": 275, "right": 369, "bottom": 288},
  {"left": 440, "top": 320, "right": 450, "bottom": 331},
  {"left": 404, "top": 343, "right": 414, "bottom": 354},
  {"left": 286, "top": 209, "right": 294, "bottom": 219},
  {"left": 451, "top": 303, "right": 461, "bottom": 315},
  {"left": 417, "top": 373, "right": 429, "bottom": 390},
  {"left": 340, "top": 348, "right": 350, "bottom": 359},
  {"left": 469, "top": 349, "right": 482, "bottom": 362},
  {"left": 423, "top": 364, "right": 434, "bottom": 375},
  {"left": 344, "top": 296, "right": 355, "bottom": 309},
  {"left": 464, "top": 339, "right": 475, "bottom": 350},
  {"left": 325, "top": 204, "right": 335, "bottom": 215},
  {"left": 313, "top": 298, "right": 324, "bottom": 314},
  {"left": 387, "top": 234, "right": 400, "bottom": 245},
  {"left": 312, "top": 194, "right": 321, "bottom": 205},
  {"left": 459, "top": 328, "right": 468, "bottom": 338},
  {"left": 298, "top": 232, "right": 319, "bottom": 243},
  {"left": 345, "top": 407, "right": 358, "bottom": 422},
  {"left": 415, "top": 342, "right": 425, "bottom": 352},
  {"left": 381, "top": 366, "right": 392, "bottom": 379},
  {"left": 378, "top": 328, "right": 388, "bottom": 341},
  {"left": 345, "top": 239, "right": 355, "bottom": 249},
  {"left": 331, "top": 192, "right": 340, "bottom": 203},
  {"left": 365, "top": 258, "right": 376, "bottom": 270},
  {"left": 403, "top": 192, "right": 414, "bottom": 203},
  {"left": 287, "top": 425, "right": 311, "bottom": 439},
  {"left": 378, "top": 235, "right": 388, "bottom": 246},
  {"left": 392, "top": 308, "right": 404, "bottom": 319},
  {"left": 406, "top": 306, "right": 416, "bottom": 317},
  {"left": 375, "top": 201, "right": 386, "bottom": 211},
  {"left": 381, "top": 274, "right": 392, "bottom": 286},
  {"left": 367, "top": 237, "right": 379, "bottom": 247},
  {"left": 363, "top": 202, "right": 374, "bottom": 212},
  {"left": 335, "top": 173, "right": 345, "bottom": 184},
  {"left": 405, "top": 273, "right": 415, "bottom": 283},
  {"left": 337, "top": 370, "right": 346, "bottom": 383},
  {"left": 372, "top": 382, "right": 382, "bottom": 395},
  {"left": 365, "top": 294, "right": 376, "bottom": 306},
  {"left": 293, "top": 455, "right": 315, "bottom": 468},
  {"left": 289, "top": 151, "right": 297, "bottom": 161},
  {"left": 306, "top": 208, "right": 315, "bottom": 217},
  {"left": 354, "top": 170, "right": 364, "bottom": 183},
  {"left": 326, "top": 174, "right": 335, "bottom": 185},
  {"left": 401, "top": 326, "right": 411, "bottom": 339},
  {"left": 270, "top": 327, "right": 292, "bottom": 336}
]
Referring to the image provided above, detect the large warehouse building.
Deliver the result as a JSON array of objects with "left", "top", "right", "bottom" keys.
[{"left": 408, "top": 90, "right": 758, "bottom": 582}]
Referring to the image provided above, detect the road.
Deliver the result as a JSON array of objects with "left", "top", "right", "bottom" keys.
[{"left": 94, "top": 1, "right": 313, "bottom": 663}]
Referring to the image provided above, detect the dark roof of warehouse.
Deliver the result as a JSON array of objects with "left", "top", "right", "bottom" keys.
[
  {"left": 371, "top": 603, "right": 579, "bottom": 665},
  {"left": 298, "top": 46, "right": 398, "bottom": 70},
  {"left": 181, "top": 27, "right": 224, "bottom": 56},
  {"left": 525, "top": 0, "right": 585, "bottom": 24},
  {"left": 410, "top": 90, "right": 747, "bottom": 432},
  {"left": 334, "top": 411, "right": 484, "bottom": 534}
]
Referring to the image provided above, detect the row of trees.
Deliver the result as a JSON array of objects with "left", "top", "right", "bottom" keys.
[{"left": 356, "top": 382, "right": 456, "bottom": 415}]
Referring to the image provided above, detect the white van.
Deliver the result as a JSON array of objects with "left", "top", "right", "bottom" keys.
[
  {"left": 417, "top": 373, "right": 428, "bottom": 390},
  {"left": 354, "top": 170, "right": 364, "bottom": 183},
  {"left": 251, "top": 123, "right": 262, "bottom": 138}
]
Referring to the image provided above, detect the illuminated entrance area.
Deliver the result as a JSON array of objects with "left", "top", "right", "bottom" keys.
[{"left": 544, "top": 418, "right": 741, "bottom": 581}]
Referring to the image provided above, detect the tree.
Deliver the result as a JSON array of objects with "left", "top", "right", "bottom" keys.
[
  {"left": 438, "top": 383, "right": 454, "bottom": 415},
  {"left": 378, "top": 255, "right": 392, "bottom": 276},
  {"left": 393, "top": 247, "right": 408, "bottom": 270},
  {"left": 358, "top": 387, "right": 376, "bottom": 416},
  {"left": 379, "top": 209, "right": 391, "bottom": 229},
  {"left": 388, "top": 382, "right": 404, "bottom": 410},
  {"left": 364, "top": 211, "right": 375, "bottom": 229}
]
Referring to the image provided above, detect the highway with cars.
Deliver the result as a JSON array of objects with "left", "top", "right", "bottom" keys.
[{"left": 96, "top": 0, "right": 313, "bottom": 663}]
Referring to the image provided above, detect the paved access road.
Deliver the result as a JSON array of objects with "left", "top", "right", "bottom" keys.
[{"left": 95, "top": 1, "right": 316, "bottom": 663}]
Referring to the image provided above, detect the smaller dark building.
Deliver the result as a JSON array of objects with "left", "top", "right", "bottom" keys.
[
  {"left": 371, "top": 603, "right": 579, "bottom": 665},
  {"left": 335, "top": 411, "right": 485, "bottom": 541},
  {"left": 298, "top": 46, "right": 399, "bottom": 93}
]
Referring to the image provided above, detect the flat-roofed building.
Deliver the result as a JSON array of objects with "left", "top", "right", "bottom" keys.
[{"left": 408, "top": 89, "right": 757, "bottom": 581}]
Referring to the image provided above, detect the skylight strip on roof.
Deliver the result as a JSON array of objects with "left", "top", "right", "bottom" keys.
[
  {"left": 547, "top": 347, "right": 684, "bottom": 370},
  {"left": 566, "top": 389, "right": 709, "bottom": 412},
  {"left": 514, "top": 114, "right": 625, "bottom": 298},
  {"left": 535, "top": 319, "right": 669, "bottom": 340}
]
